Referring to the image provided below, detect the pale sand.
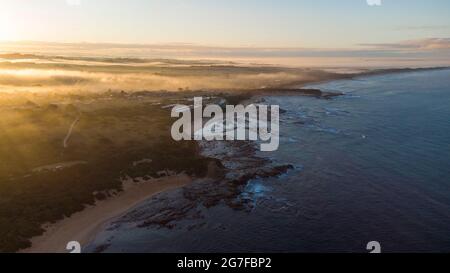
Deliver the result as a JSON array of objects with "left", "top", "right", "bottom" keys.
[{"left": 21, "top": 174, "right": 192, "bottom": 253}]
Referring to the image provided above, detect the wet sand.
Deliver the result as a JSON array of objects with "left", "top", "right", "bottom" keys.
[{"left": 21, "top": 174, "right": 192, "bottom": 253}]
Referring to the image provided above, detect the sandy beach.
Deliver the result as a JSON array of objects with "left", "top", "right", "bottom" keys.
[{"left": 21, "top": 174, "right": 192, "bottom": 253}]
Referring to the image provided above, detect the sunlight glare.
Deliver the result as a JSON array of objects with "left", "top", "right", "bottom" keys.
[{"left": 0, "top": 14, "right": 16, "bottom": 41}]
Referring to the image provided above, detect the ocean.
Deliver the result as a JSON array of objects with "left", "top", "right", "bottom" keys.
[{"left": 86, "top": 69, "right": 450, "bottom": 253}]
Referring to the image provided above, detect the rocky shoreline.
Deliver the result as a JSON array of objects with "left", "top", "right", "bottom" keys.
[
  {"left": 88, "top": 139, "right": 294, "bottom": 251},
  {"left": 250, "top": 88, "right": 344, "bottom": 99},
  {"left": 87, "top": 136, "right": 294, "bottom": 252}
]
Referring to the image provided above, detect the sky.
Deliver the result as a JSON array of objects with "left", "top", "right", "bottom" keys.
[
  {"left": 0, "top": 0, "right": 449, "bottom": 47},
  {"left": 0, "top": 0, "right": 449, "bottom": 67}
]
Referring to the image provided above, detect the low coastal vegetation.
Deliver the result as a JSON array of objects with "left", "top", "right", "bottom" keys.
[{"left": 0, "top": 91, "right": 217, "bottom": 252}]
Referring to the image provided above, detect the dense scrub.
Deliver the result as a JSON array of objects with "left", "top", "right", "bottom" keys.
[{"left": 0, "top": 91, "right": 213, "bottom": 252}]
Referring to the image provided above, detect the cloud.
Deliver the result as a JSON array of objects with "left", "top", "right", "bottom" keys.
[
  {"left": 360, "top": 38, "right": 450, "bottom": 50},
  {"left": 3, "top": 38, "right": 449, "bottom": 58},
  {"left": 1, "top": 38, "right": 449, "bottom": 67}
]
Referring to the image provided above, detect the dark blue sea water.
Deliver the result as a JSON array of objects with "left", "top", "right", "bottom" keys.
[{"left": 88, "top": 69, "right": 450, "bottom": 253}]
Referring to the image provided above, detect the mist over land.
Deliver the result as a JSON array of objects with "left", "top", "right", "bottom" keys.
[
  {"left": 1, "top": 38, "right": 450, "bottom": 94},
  {"left": 0, "top": 50, "right": 354, "bottom": 94}
]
